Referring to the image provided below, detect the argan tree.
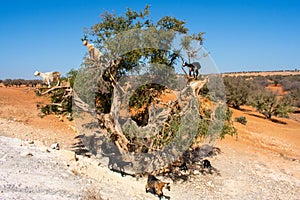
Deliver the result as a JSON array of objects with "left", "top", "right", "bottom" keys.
[
  {"left": 223, "top": 76, "right": 252, "bottom": 109},
  {"left": 50, "top": 5, "right": 235, "bottom": 178},
  {"left": 250, "top": 89, "right": 293, "bottom": 120}
]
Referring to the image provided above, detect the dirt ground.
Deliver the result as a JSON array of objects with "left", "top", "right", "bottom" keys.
[
  {"left": 0, "top": 86, "right": 77, "bottom": 149},
  {"left": 0, "top": 86, "right": 299, "bottom": 199},
  {"left": 222, "top": 70, "right": 300, "bottom": 77}
]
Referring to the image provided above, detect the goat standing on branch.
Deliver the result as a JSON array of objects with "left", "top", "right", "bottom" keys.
[
  {"left": 183, "top": 61, "right": 201, "bottom": 80},
  {"left": 34, "top": 70, "right": 60, "bottom": 88},
  {"left": 81, "top": 36, "right": 104, "bottom": 61},
  {"left": 146, "top": 174, "right": 170, "bottom": 199}
]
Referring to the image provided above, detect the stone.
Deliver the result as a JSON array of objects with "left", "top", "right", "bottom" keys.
[{"left": 50, "top": 143, "right": 60, "bottom": 150}]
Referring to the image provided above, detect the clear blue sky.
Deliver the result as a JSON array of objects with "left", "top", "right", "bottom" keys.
[{"left": 0, "top": 0, "right": 299, "bottom": 79}]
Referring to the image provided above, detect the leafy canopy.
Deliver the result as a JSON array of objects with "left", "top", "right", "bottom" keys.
[
  {"left": 250, "top": 89, "right": 293, "bottom": 119},
  {"left": 85, "top": 5, "right": 204, "bottom": 77}
]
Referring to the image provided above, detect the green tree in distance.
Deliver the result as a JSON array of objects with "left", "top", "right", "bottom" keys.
[
  {"left": 223, "top": 76, "right": 252, "bottom": 109},
  {"left": 250, "top": 89, "right": 293, "bottom": 120}
]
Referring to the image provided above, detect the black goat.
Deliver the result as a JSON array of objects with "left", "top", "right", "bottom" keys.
[{"left": 183, "top": 61, "right": 201, "bottom": 79}]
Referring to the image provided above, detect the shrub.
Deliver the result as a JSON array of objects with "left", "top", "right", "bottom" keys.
[
  {"left": 65, "top": 68, "right": 78, "bottom": 88},
  {"left": 223, "top": 76, "right": 252, "bottom": 109},
  {"left": 234, "top": 116, "right": 247, "bottom": 125},
  {"left": 250, "top": 89, "right": 293, "bottom": 119},
  {"left": 266, "top": 74, "right": 284, "bottom": 86},
  {"left": 197, "top": 105, "right": 237, "bottom": 140},
  {"left": 252, "top": 75, "right": 269, "bottom": 88},
  {"left": 3, "top": 79, "right": 13, "bottom": 87}
]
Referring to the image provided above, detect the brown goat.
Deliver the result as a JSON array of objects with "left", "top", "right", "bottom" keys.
[
  {"left": 82, "top": 39, "right": 103, "bottom": 61},
  {"left": 146, "top": 174, "right": 170, "bottom": 199}
]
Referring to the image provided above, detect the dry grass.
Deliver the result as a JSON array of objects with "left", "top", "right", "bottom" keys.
[{"left": 80, "top": 188, "right": 105, "bottom": 200}]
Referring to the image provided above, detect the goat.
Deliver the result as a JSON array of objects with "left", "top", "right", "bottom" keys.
[
  {"left": 34, "top": 71, "right": 60, "bottom": 88},
  {"left": 146, "top": 174, "right": 170, "bottom": 199},
  {"left": 189, "top": 76, "right": 208, "bottom": 97},
  {"left": 200, "top": 159, "right": 220, "bottom": 175},
  {"left": 203, "top": 159, "right": 212, "bottom": 169},
  {"left": 183, "top": 61, "right": 201, "bottom": 79},
  {"left": 82, "top": 38, "right": 104, "bottom": 61}
]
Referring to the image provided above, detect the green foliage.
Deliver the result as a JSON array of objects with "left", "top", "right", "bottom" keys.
[
  {"left": 2, "top": 79, "right": 42, "bottom": 87},
  {"left": 275, "top": 75, "right": 300, "bottom": 107},
  {"left": 39, "top": 88, "right": 73, "bottom": 118},
  {"left": 250, "top": 89, "right": 293, "bottom": 119},
  {"left": 37, "top": 68, "right": 78, "bottom": 119},
  {"left": 197, "top": 105, "right": 237, "bottom": 141},
  {"left": 181, "top": 32, "right": 205, "bottom": 61},
  {"left": 252, "top": 75, "right": 269, "bottom": 87},
  {"left": 223, "top": 76, "right": 253, "bottom": 109},
  {"left": 83, "top": 5, "right": 206, "bottom": 114},
  {"left": 289, "top": 85, "right": 300, "bottom": 107},
  {"left": 266, "top": 74, "right": 284, "bottom": 86},
  {"left": 129, "top": 83, "right": 165, "bottom": 109},
  {"left": 217, "top": 106, "right": 237, "bottom": 139},
  {"left": 152, "top": 111, "right": 182, "bottom": 150},
  {"left": 66, "top": 68, "right": 78, "bottom": 88},
  {"left": 3, "top": 79, "right": 12, "bottom": 87},
  {"left": 87, "top": 5, "right": 203, "bottom": 76},
  {"left": 75, "top": 6, "right": 239, "bottom": 155},
  {"left": 234, "top": 116, "right": 247, "bottom": 125}
]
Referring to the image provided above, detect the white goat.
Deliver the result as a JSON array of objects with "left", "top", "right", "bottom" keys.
[
  {"left": 189, "top": 77, "right": 208, "bottom": 97},
  {"left": 34, "top": 71, "right": 60, "bottom": 88},
  {"left": 82, "top": 39, "right": 104, "bottom": 61}
]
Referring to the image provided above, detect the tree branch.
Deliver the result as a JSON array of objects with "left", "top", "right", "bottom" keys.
[{"left": 41, "top": 86, "right": 72, "bottom": 95}]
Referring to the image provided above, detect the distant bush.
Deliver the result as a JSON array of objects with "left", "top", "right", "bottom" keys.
[
  {"left": 250, "top": 89, "right": 293, "bottom": 119},
  {"left": 11, "top": 79, "right": 25, "bottom": 87},
  {"left": 276, "top": 75, "right": 300, "bottom": 91},
  {"left": 252, "top": 75, "right": 269, "bottom": 88},
  {"left": 1, "top": 78, "right": 42, "bottom": 87},
  {"left": 64, "top": 68, "right": 78, "bottom": 88},
  {"left": 272, "top": 75, "right": 300, "bottom": 107},
  {"left": 223, "top": 76, "right": 252, "bottom": 109},
  {"left": 288, "top": 86, "right": 300, "bottom": 107},
  {"left": 266, "top": 75, "right": 284, "bottom": 86},
  {"left": 281, "top": 79, "right": 295, "bottom": 91},
  {"left": 3, "top": 79, "right": 13, "bottom": 87},
  {"left": 26, "top": 79, "right": 43, "bottom": 87},
  {"left": 234, "top": 116, "right": 247, "bottom": 125}
]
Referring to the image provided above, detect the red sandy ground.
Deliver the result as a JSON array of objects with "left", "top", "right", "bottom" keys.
[
  {"left": 0, "top": 86, "right": 77, "bottom": 148},
  {"left": 0, "top": 85, "right": 300, "bottom": 179}
]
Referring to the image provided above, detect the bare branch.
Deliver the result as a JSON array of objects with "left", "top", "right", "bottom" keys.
[{"left": 40, "top": 86, "right": 71, "bottom": 95}]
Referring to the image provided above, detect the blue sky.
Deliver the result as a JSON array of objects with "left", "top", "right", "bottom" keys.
[{"left": 0, "top": 0, "right": 299, "bottom": 79}]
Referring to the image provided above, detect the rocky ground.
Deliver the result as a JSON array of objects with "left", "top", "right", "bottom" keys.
[{"left": 0, "top": 87, "right": 299, "bottom": 200}]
